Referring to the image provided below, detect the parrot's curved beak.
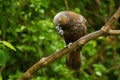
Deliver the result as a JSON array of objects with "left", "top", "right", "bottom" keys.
[
  {"left": 56, "top": 26, "right": 60, "bottom": 31},
  {"left": 56, "top": 26, "right": 64, "bottom": 36}
]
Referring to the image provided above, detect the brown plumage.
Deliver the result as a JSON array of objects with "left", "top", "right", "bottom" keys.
[{"left": 53, "top": 11, "right": 87, "bottom": 71}]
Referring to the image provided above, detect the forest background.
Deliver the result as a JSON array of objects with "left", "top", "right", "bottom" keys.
[{"left": 0, "top": 0, "right": 120, "bottom": 80}]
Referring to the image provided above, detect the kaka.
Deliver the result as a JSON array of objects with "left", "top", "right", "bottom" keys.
[{"left": 53, "top": 11, "right": 87, "bottom": 71}]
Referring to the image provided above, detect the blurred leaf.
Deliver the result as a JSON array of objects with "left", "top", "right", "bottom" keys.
[
  {"left": 0, "top": 73, "right": 2, "bottom": 80},
  {"left": 0, "top": 41, "right": 16, "bottom": 51},
  {"left": 93, "top": 64, "right": 106, "bottom": 76},
  {"left": 8, "top": 71, "right": 23, "bottom": 79},
  {"left": 0, "top": 49, "right": 10, "bottom": 67},
  {"left": 74, "top": 7, "right": 80, "bottom": 13},
  {"left": 83, "top": 40, "right": 97, "bottom": 56},
  {"left": 95, "top": 71, "right": 102, "bottom": 76}
]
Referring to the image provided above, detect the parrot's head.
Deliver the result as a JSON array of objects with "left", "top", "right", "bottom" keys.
[
  {"left": 54, "top": 11, "right": 70, "bottom": 30},
  {"left": 53, "top": 11, "right": 77, "bottom": 36},
  {"left": 53, "top": 11, "right": 80, "bottom": 29},
  {"left": 53, "top": 11, "right": 69, "bottom": 36}
]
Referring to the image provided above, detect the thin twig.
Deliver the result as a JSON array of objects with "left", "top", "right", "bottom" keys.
[
  {"left": 107, "top": 65, "right": 120, "bottom": 72},
  {"left": 109, "top": 30, "right": 120, "bottom": 35},
  {"left": 101, "top": 7, "right": 120, "bottom": 32},
  {"left": 64, "top": 0, "right": 69, "bottom": 10}
]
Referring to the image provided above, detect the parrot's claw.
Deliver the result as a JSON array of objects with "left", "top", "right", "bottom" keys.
[
  {"left": 68, "top": 43, "right": 77, "bottom": 52},
  {"left": 67, "top": 42, "right": 72, "bottom": 49}
]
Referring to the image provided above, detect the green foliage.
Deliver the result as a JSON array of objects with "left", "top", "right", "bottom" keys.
[
  {"left": 0, "top": 0, "right": 120, "bottom": 80},
  {"left": 83, "top": 40, "right": 97, "bottom": 56},
  {"left": 0, "top": 44, "right": 10, "bottom": 67},
  {"left": 0, "top": 41, "right": 16, "bottom": 51},
  {"left": 0, "top": 73, "right": 2, "bottom": 80}
]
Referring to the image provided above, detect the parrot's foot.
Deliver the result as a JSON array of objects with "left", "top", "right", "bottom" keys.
[{"left": 67, "top": 42, "right": 72, "bottom": 49}]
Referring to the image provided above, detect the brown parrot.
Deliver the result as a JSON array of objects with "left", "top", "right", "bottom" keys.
[{"left": 53, "top": 11, "right": 87, "bottom": 71}]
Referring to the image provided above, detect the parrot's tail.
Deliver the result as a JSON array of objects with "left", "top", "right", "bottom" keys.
[{"left": 66, "top": 49, "right": 82, "bottom": 71}]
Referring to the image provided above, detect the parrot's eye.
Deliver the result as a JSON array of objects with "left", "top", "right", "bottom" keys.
[{"left": 58, "top": 20, "right": 62, "bottom": 24}]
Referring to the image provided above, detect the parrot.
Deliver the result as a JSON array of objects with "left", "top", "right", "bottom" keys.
[{"left": 53, "top": 11, "right": 87, "bottom": 71}]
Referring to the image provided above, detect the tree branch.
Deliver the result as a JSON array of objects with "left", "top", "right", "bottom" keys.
[
  {"left": 101, "top": 7, "right": 120, "bottom": 32},
  {"left": 18, "top": 7, "right": 120, "bottom": 80},
  {"left": 64, "top": 0, "right": 69, "bottom": 10},
  {"left": 108, "top": 30, "right": 120, "bottom": 35}
]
